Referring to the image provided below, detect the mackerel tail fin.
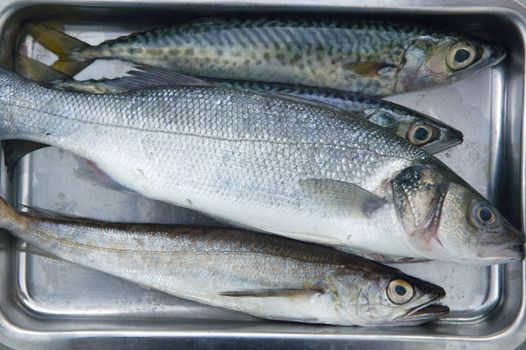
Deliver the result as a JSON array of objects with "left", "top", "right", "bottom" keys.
[
  {"left": 14, "top": 52, "right": 69, "bottom": 83},
  {"left": 25, "top": 23, "right": 93, "bottom": 77}
]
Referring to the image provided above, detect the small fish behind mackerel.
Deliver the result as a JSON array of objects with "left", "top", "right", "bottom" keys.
[
  {"left": 14, "top": 54, "right": 463, "bottom": 154},
  {"left": 0, "top": 197, "right": 448, "bottom": 326},
  {"left": 27, "top": 18, "right": 506, "bottom": 96},
  {"left": 0, "top": 67, "right": 521, "bottom": 264}
]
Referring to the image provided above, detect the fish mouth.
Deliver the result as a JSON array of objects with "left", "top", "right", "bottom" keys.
[
  {"left": 394, "top": 287, "right": 448, "bottom": 325},
  {"left": 421, "top": 125, "right": 464, "bottom": 154},
  {"left": 477, "top": 243, "right": 524, "bottom": 264},
  {"left": 476, "top": 222, "right": 525, "bottom": 264},
  {"left": 404, "top": 303, "right": 450, "bottom": 322}
]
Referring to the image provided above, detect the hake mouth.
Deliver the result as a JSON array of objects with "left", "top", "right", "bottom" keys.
[{"left": 406, "top": 303, "right": 450, "bottom": 320}]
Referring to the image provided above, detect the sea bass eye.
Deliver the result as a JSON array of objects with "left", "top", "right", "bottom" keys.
[
  {"left": 470, "top": 202, "right": 498, "bottom": 228},
  {"left": 407, "top": 123, "right": 438, "bottom": 146},
  {"left": 447, "top": 42, "right": 478, "bottom": 70},
  {"left": 387, "top": 279, "right": 414, "bottom": 304}
]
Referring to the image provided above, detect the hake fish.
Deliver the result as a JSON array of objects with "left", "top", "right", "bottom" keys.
[
  {"left": 0, "top": 197, "right": 448, "bottom": 326},
  {"left": 27, "top": 18, "right": 505, "bottom": 96},
  {"left": 0, "top": 68, "right": 522, "bottom": 264}
]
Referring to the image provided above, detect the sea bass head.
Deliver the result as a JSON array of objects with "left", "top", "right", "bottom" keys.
[
  {"left": 396, "top": 32, "right": 505, "bottom": 93},
  {"left": 390, "top": 162, "right": 524, "bottom": 264},
  {"left": 330, "top": 267, "right": 447, "bottom": 326},
  {"left": 362, "top": 102, "right": 463, "bottom": 154}
]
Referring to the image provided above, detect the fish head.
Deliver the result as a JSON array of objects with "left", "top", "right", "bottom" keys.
[
  {"left": 390, "top": 163, "right": 524, "bottom": 264},
  {"left": 364, "top": 105, "right": 463, "bottom": 153},
  {"left": 396, "top": 33, "right": 505, "bottom": 93},
  {"left": 329, "top": 269, "right": 447, "bottom": 326}
]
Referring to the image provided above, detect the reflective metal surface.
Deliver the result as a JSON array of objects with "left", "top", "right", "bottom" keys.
[{"left": 0, "top": 1, "right": 524, "bottom": 349}]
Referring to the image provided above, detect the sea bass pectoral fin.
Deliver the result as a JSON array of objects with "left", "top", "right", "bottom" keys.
[
  {"left": 73, "top": 155, "right": 136, "bottom": 194},
  {"left": 25, "top": 23, "right": 92, "bottom": 76},
  {"left": 299, "top": 178, "right": 387, "bottom": 218},
  {"left": 219, "top": 288, "right": 324, "bottom": 298}
]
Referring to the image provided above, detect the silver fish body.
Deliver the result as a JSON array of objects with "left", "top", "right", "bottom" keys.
[
  {"left": 53, "top": 77, "right": 463, "bottom": 154},
  {"left": 0, "top": 198, "right": 448, "bottom": 326},
  {"left": 0, "top": 69, "right": 522, "bottom": 264},
  {"left": 30, "top": 19, "right": 506, "bottom": 96}
]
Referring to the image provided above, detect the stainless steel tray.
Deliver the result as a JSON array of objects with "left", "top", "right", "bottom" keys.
[{"left": 0, "top": 1, "right": 524, "bottom": 349}]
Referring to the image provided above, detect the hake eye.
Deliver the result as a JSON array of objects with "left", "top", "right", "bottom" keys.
[
  {"left": 387, "top": 278, "right": 414, "bottom": 304},
  {"left": 447, "top": 42, "right": 478, "bottom": 71},
  {"left": 407, "top": 123, "right": 437, "bottom": 146}
]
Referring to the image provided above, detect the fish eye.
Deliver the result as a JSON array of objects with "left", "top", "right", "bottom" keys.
[
  {"left": 407, "top": 123, "right": 437, "bottom": 146},
  {"left": 447, "top": 42, "right": 478, "bottom": 71},
  {"left": 387, "top": 279, "right": 414, "bottom": 305},
  {"left": 470, "top": 202, "right": 497, "bottom": 228}
]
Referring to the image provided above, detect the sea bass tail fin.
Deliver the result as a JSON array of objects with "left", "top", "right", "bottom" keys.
[
  {"left": 2, "top": 140, "right": 49, "bottom": 177},
  {"left": 25, "top": 23, "right": 93, "bottom": 76}
]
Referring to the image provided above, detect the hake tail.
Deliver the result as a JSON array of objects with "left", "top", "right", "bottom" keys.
[{"left": 25, "top": 23, "right": 93, "bottom": 77}]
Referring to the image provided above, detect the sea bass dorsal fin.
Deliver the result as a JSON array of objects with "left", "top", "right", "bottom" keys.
[
  {"left": 55, "top": 66, "right": 211, "bottom": 94},
  {"left": 119, "top": 65, "right": 211, "bottom": 90},
  {"left": 25, "top": 23, "right": 92, "bottom": 76},
  {"left": 299, "top": 178, "right": 387, "bottom": 217},
  {"left": 219, "top": 288, "right": 324, "bottom": 298},
  {"left": 14, "top": 52, "right": 69, "bottom": 82}
]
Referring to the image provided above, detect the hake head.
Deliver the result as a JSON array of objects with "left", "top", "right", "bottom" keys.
[
  {"left": 329, "top": 268, "right": 448, "bottom": 326},
  {"left": 390, "top": 163, "right": 524, "bottom": 264}
]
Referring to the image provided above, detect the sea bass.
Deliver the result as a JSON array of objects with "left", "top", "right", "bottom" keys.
[
  {"left": 0, "top": 198, "right": 448, "bottom": 326},
  {"left": 47, "top": 73, "right": 463, "bottom": 154},
  {"left": 27, "top": 19, "right": 505, "bottom": 96},
  {"left": 0, "top": 68, "right": 521, "bottom": 264}
]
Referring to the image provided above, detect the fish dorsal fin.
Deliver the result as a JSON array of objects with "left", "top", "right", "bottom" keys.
[
  {"left": 59, "top": 66, "right": 211, "bottom": 94},
  {"left": 14, "top": 52, "right": 69, "bottom": 82},
  {"left": 299, "top": 178, "right": 387, "bottom": 217},
  {"left": 219, "top": 288, "right": 324, "bottom": 298},
  {"left": 115, "top": 65, "right": 212, "bottom": 91}
]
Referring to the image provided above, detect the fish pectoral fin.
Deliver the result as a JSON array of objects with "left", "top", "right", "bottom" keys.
[
  {"left": 219, "top": 288, "right": 324, "bottom": 298},
  {"left": 25, "top": 23, "right": 92, "bottom": 76},
  {"left": 73, "top": 155, "right": 136, "bottom": 193},
  {"left": 14, "top": 52, "right": 69, "bottom": 83},
  {"left": 299, "top": 178, "right": 387, "bottom": 217},
  {"left": 342, "top": 61, "right": 398, "bottom": 78}
]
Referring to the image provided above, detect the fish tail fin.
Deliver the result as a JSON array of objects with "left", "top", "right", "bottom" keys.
[
  {"left": 25, "top": 23, "right": 93, "bottom": 77},
  {"left": 14, "top": 51, "right": 69, "bottom": 83}
]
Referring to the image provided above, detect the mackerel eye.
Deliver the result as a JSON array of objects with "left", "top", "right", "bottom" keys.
[
  {"left": 387, "top": 279, "right": 414, "bottom": 305},
  {"left": 407, "top": 123, "right": 437, "bottom": 146},
  {"left": 447, "top": 42, "right": 478, "bottom": 71},
  {"left": 471, "top": 203, "right": 497, "bottom": 227}
]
